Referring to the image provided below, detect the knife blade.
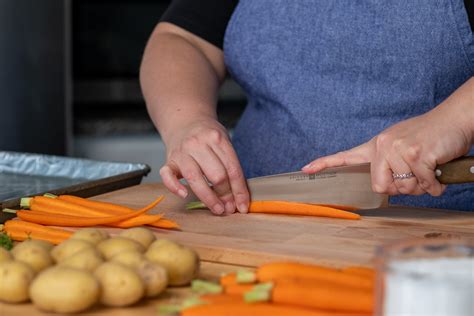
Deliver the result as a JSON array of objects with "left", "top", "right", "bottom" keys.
[{"left": 247, "top": 156, "right": 474, "bottom": 209}]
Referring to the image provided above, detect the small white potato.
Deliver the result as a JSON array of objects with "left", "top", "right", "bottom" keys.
[
  {"left": 96, "top": 237, "right": 145, "bottom": 260},
  {"left": 12, "top": 243, "right": 53, "bottom": 273},
  {"left": 145, "top": 239, "right": 199, "bottom": 286},
  {"left": 71, "top": 228, "right": 109, "bottom": 245},
  {"left": 135, "top": 260, "right": 168, "bottom": 298},
  {"left": 51, "top": 239, "right": 94, "bottom": 263},
  {"left": 12, "top": 239, "right": 54, "bottom": 255},
  {"left": 59, "top": 247, "right": 104, "bottom": 272},
  {"left": 110, "top": 250, "right": 144, "bottom": 268},
  {"left": 0, "top": 261, "right": 35, "bottom": 303},
  {"left": 119, "top": 227, "right": 156, "bottom": 248},
  {"left": 0, "top": 247, "right": 12, "bottom": 263},
  {"left": 94, "top": 262, "right": 145, "bottom": 307},
  {"left": 30, "top": 266, "right": 100, "bottom": 313}
]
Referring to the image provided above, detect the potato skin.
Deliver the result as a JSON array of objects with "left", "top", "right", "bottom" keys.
[
  {"left": 12, "top": 240, "right": 54, "bottom": 253},
  {"left": 51, "top": 239, "right": 94, "bottom": 263},
  {"left": 0, "top": 247, "right": 12, "bottom": 263},
  {"left": 94, "top": 262, "right": 145, "bottom": 307},
  {"left": 12, "top": 244, "right": 53, "bottom": 273},
  {"left": 135, "top": 260, "right": 168, "bottom": 298},
  {"left": 145, "top": 239, "right": 199, "bottom": 286},
  {"left": 96, "top": 237, "right": 145, "bottom": 260},
  {"left": 110, "top": 250, "right": 144, "bottom": 268},
  {"left": 30, "top": 267, "right": 100, "bottom": 313},
  {"left": 71, "top": 228, "right": 109, "bottom": 245},
  {"left": 59, "top": 248, "right": 104, "bottom": 272},
  {"left": 0, "top": 261, "right": 35, "bottom": 303},
  {"left": 119, "top": 227, "right": 156, "bottom": 248}
]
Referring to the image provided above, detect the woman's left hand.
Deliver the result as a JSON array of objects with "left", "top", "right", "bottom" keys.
[{"left": 302, "top": 78, "right": 474, "bottom": 197}]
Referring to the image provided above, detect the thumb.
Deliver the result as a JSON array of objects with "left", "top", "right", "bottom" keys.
[{"left": 302, "top": 142, "right": 373, "bottom": 174}]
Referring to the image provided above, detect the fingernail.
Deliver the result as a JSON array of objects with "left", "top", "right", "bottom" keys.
[
  {"left": 225, "top": 201, "right": 235, "bottom": 213},
  {"left": 178, "top": 189, "right": 188, "bottom": 198},
  {"left": 213, "top": 204, "right": 224, "bottom": 214},
  {"left": 302, "top": 163, "right": 312, "bottom": 170},
  {"left": 238, "top": 203, "right": 248, "bottom": 213}
]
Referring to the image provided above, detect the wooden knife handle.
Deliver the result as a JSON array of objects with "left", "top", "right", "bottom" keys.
[{"left": 435, "top": 156, "right": 474, "bottom": 184}]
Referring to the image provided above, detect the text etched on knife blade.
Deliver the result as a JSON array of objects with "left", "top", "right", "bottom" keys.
[{"left": 289, "top": 172, "right": 337, "bottom": 181}]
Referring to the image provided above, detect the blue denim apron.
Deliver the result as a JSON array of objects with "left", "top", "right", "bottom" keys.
[{"left": 223, "top": 0, "right": 474, "bottom": 211}]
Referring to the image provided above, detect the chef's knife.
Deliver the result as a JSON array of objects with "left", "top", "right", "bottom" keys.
[{"left": 247, "top": 156, "right": 474, "bottom": 209}]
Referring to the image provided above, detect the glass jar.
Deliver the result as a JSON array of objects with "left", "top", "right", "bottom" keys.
[{"left": 375, "top": 238, "right": 474, "bottom": 316}]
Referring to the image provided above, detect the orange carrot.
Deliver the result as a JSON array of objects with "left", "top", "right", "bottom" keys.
[
  {"left": 3, "top": 220, "right": 72, "bottom": 244},
  {"left": 309, "top": 204, "right": 359, "bottom": 211},
  {"left": 246, "top": 279, "right": 373, "bottom": 313},
  {"left": 182, "top": 302, "right": 369, "bottom": 316},
  {"left": 149, "top": 218, "right": 180, "bottom": 229},
  {"left": 15, "top": 206, "right": 150, "bottom": 227},
  {"left": 220, "top": 273, "right": 239, "bottom": 286},
  {"left": 27, "top": 196, "right": 166, "bottom": 228},
  {"left": 249, "top": 201, "right": 360, "bottom": 220},
  {"left": 253, "top": 262, "right": 373, "bottom": 290}
]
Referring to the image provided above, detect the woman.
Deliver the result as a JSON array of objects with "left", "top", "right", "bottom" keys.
[{"left": 140, "top": 0, "right": 474, "bottom": 213}]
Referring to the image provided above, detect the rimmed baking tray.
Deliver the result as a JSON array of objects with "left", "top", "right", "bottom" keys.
[{"left": 0, "top": 151, "right": 150, "bottom": 223}]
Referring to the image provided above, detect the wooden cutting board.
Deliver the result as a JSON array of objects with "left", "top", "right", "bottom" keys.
[{"left": 93, "top": 183, "right": 474, "bottom": 268}]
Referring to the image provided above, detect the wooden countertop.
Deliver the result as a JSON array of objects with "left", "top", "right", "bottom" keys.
[{"left": 1, "top": 183, "right": 473, "bottom": 315}]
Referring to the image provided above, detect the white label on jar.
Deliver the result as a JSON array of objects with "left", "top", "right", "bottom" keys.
[{"left": 383, "top": 258, "right": 474, "bottom": 316}]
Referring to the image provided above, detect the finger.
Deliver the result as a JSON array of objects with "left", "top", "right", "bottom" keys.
[
  {"left": 211, "top": 141, "right": 249, "bottom": 214},
  {"left": 409, "top": 160, "right": 445, "bottom": 196},
  {"left": 388, "top": 156, "right": 420, "bottom": 195},
  {"left": 371, "top": 154, "right": 399, "bottom": 195},
  {"left": 302, "top": 143, "right": 372, "bottom": 174},
  {"left": 177, "top": 155, "right": 225, "bottom": 215},
  {"left": 159, "top": 163, "right": 188, "bottom": 198},
  {"left": 190, "top": 146, "right": 235, "bottom": 214}
]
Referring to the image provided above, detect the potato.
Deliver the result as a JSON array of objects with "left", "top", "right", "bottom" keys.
[
  {"left": 0, "top": 247, "right": 12, "bottom": 263},
  {"left": 96, "top": 237, "right": 145, "bottom": 260},
  {"left": 110, "top": 250, "right": 144, "bottom": 268},
  {"left": 119, "top": 227, "right": 156, "bottom": 248},
  {"left": 51, "top": 239, "right": 94, "bottom": 263},
  {"left": 94, "top": 262, "right": 145, "bottom": 307},
  {"left": 71, "top": 228, "right": 109, "bottom": 245},
  {"left": 0, "top": 261, "right": 35, "bottom": 303},
  {"left": 30, "top": 266, "right": 100, "bottom": 313},
  {"left": 59, "top": 247, "right": 104, "bottom": 272},
  {"left": 145, "top": 239, "right": 199, "bottom": 286},
  {"left": 12, "top": 243, "right": 53, "bottom": 273},
  {"left": 135, "top": 260, "right": 168, "bottom": 298},
  {"left": 12, "top": 239, "right": 54, "bottom": 255}
]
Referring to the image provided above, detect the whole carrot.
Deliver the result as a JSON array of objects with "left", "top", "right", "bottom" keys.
[
  {"left": 245, "top": 279, "right": 373, "bottom": 313},
  {"left": 15, "top": 206, "right": 150, "bottom": 227},
  {"left": 244, "top": 262, "right": 373, "bottom": 290},
  {"left": 341, "top": 266, "right": 375, "bottom": 279},
  {"left": 220, "top": 271, "right": 256, "bottom": 286},
  {"left": 187, "top": 200, "right": 360, "bottom": 220},
  {"left": 224, "top": 283, "right": 255, "bottom": 296},
  {"left": 150, "top": 218, "right": 180, "bottom": 229},
  {"left": 57, "top": 194, "right": 157, "bottom": 214},
  {"left": 3, "top": 220, "right": 72, "bottom": 244},
  {"left": 249, "top": 201, "right": 360, "bottom": 219}
]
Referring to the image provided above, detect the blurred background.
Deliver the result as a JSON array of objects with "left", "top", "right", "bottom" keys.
[{"left": 0, "top": 0, "right": 246, "bottom": 182}]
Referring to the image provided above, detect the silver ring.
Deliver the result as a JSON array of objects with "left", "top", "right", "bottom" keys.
[{"left": 392, "top": 172, "right": 415, "bottom": 180}]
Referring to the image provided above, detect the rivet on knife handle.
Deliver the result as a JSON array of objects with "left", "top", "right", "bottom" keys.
[{"left": 435, "top": 156, "right": 474, "bottom": 184}]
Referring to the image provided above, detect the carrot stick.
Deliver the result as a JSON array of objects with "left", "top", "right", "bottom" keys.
[
  {"left": 15, "top": 206, "right": 150, "bottom": 227},
  {"left": 245, "top": 280, "right": 373, "bottom": 313},
  {"left": 250, "top": 262, "right": 373, "bottom": 290},
  {"left": 249, "top": 201, "right": 360, "bottom": 220},
  {"left": 3, "top": 220, "right": 72, "bottom": 244},
  {"left": 182, "top": 302, "right": 368, "bottom": 316}
]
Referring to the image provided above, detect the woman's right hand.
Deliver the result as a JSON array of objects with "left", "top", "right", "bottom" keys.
[{"left": 160, "top": 118, "right": 250, "bottom": 215}]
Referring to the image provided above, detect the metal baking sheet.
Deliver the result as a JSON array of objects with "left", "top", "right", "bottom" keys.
[{"left": 0, "top": 151, "right": 150, "bottom": 222}]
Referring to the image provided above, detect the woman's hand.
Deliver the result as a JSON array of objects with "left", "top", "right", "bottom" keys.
[
  {"left": 302, "top": 78, "right": 474, "bottom": 196},
  {"left": 160, "top": 118, "right": 250, "bottom": 215}
]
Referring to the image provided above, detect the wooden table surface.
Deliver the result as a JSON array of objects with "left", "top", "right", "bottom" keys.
[{"left": 1, "top": 183, "right": 473, "bottom": 315}]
